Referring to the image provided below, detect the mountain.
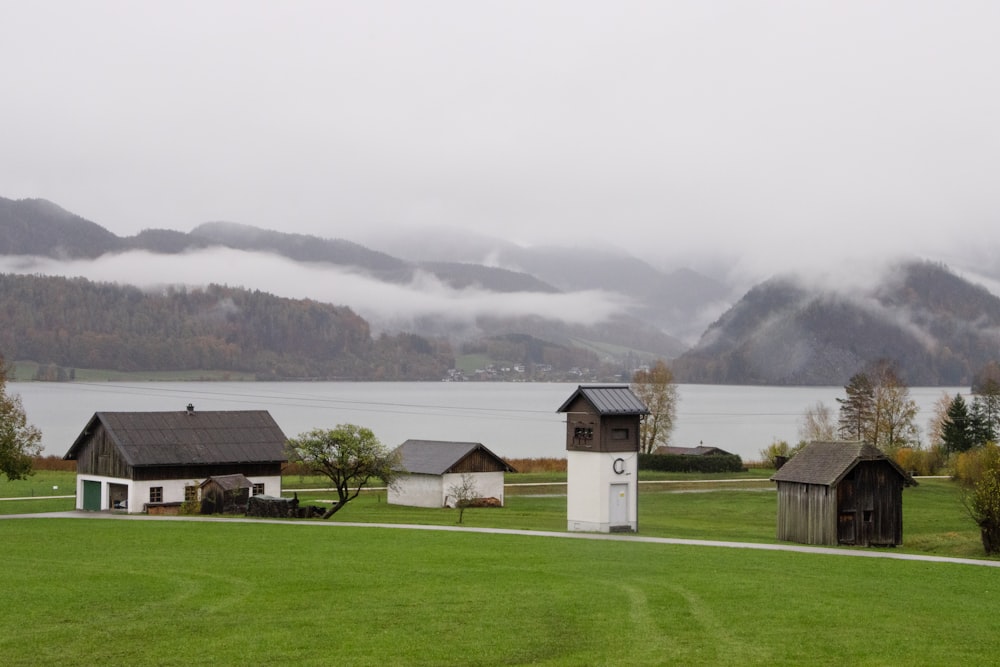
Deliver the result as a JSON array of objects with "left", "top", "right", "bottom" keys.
[
  {"left": 0, "top": 196, "right": 688, "bottom": 373},
  {"left": 672, "top": 261, "right": 1000, "bottom": 386},
  {"left": 0, "top": 198, "right": 123, "bottom": 258}
]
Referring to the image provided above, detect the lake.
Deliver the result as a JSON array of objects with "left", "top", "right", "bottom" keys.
[{"left": 12, "top": 381, "right": 965, "bottom": 461}]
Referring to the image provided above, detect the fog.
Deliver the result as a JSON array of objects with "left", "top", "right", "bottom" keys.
[
  {"left": 0, "top": 249, "right": 632, "bottom": 331},
  {"left": 2, "top": 2, "right": 999, "bottom": 282}
]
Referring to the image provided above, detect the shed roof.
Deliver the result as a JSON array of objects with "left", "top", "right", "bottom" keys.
[
  {"left": 655, "top": 445, "right": 734, "bottom": 456},
  {"left": 770, "top": 441, "right": 917, "bottom": 487},
  {"left": 394, "top": 439, "right": 515, "bottom": 475},
  {"left": 556, "top": 385, "right": 649, "bottom": 415},
  {"left": 199, "top": 473, "right": 253, "bottom": 491},
  {"left": 64, "top": 410, "right": 288, "bottom": 466}
]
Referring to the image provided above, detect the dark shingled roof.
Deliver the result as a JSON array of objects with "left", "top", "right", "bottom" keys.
[
  {"left": 556, "top": 385, "right": 649, "bottom": 415},
  {"left": 770, "top": 441, "right": 917, "bottom": 487},
  {"left": 394, "top": 439, "right": 515, "bottom": 475},
  {"left": 64, "top": 410, "right": 288, "bottom": 466},
  {"left": 199, "top": 473, "right": 253, "bottom": 491}
]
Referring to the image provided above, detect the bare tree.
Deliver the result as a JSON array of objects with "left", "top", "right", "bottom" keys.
[
  {"left": 631, "top": 360, "right": 679, "bottom": 454},
  {"left": 798, "top": 401, "right": 836, "bottom": 442},
  {"left": 447, "top": 473, "right": 479, "bottom": 524}
]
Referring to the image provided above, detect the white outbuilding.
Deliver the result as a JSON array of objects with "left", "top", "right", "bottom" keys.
[{"left": 389, "top": 439, "right": 516, "bottom": 508}]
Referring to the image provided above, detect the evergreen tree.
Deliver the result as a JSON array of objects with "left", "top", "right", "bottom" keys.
[
  {"left": 942, "top": 394, "right": 974, "bottom": 453},
  {"left": 837, "top": 372, "right": 874, "bottom": 441}
]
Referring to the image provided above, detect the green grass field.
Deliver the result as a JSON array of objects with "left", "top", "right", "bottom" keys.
[{"left": 1, "top": 516, "right": 996, "bottom": 666}]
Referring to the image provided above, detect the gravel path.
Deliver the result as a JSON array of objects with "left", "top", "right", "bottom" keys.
[{"left": 7, "top": 510, "right": 1000, "bottom": 568}]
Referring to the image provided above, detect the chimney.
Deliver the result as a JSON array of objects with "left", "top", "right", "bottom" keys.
[{"left": 186, "top": 403, "right": 195, "bottom": 415}]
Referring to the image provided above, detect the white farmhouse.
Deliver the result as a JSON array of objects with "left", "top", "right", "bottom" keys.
[{"left": 389, "top": 439, "right": 515, "bottom": 508}]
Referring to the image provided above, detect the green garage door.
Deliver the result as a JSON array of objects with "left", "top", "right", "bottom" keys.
[{"left": 82, "top": 480, "right": 102, "bottom": 511}]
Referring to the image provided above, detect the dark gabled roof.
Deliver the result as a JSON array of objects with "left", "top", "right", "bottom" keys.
[
  {"left": 556, "top": 385, "right": 649, "bottom": 415},
  {"left": 394, "top": 439, "right": 515, "bottom": 475},
  {"left": 199, "top": 473, "right": 253, "bottom": 491},
  {"left": 655, "top": 445, "right": 734, "bottom": 456},
  {"left": 64, "top": 410, "right": 288, "bottom": 466},
  {"left": 770, "top": 441, "right": 917, "bottom": 487}
]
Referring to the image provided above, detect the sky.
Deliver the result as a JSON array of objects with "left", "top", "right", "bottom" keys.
[{"left": 3, "top": 1, "right": 1000, "bottom": 282}]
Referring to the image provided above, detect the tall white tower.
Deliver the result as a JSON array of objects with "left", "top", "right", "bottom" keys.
[{"left": 557, "top": 385, "right": 649, "bottom": 533}]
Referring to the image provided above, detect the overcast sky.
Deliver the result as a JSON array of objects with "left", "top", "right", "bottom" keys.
[{"left": 3, "top": 2, "right": 999, "bottom": 279}]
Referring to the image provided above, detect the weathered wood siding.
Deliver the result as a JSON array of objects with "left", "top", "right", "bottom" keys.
[
  {"left": 74, "top": 423, "right": 133, "bottom": 478},
  {"left": 836, "top": 460, "right": 904, "bottom": 546},
  {"left": 449, "top": 449, "right": 509, "bottom": 474},
  {"left": 775, "top": 481, "right": 837, "bottom": 545},
  {"left": 563, "top": 396, "right": 640, "bottom": 453}
]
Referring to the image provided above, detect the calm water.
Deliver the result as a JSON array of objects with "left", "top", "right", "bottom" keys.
[{"left": 14, "top": 381, "right": 964, "bottom": 461}]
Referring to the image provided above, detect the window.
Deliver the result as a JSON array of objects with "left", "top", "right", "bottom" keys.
[
  {"left": 611, "top": 428, "right": 629, "bottom": 440},
  {"left": 184, "top": 485, "right": 197, "bottom": 502},
  {"left": 149, "top": 487, "right": 163, "bottom": 503},
  {"left": 574, "top": 426, "right": 593, "bottom": 440},
  {"left": 252, "top": 483, "right": 265, "bottom": 496}
]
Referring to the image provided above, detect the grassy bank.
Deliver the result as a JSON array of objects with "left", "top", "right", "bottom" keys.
[
  {"left": 1, "top": 518, "right": 995, "bottom": 665},
  {"left": 1, "top": 471, "right": 987, "bottom": 558}
]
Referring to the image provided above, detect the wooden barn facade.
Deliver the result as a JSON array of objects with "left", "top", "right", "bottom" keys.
[
  {"left": 389, "top": 439, "right": 515, "bottom": 508},
  {"left": 771, "top": 441, "right": 917, "bottom": 547},
  {"left": 63, "top": 406, "right": 287, "bottom": 513}
]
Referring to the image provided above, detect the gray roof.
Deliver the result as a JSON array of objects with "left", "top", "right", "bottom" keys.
[
  {"left": 656, "top": 445, "right": 733, "bottom": 456},
  {"left": 394, "top": 439, "right": 514, "bottom": 475},
  {"left": 200, "top": 473, "right": 253, "bottom": 491},
  {"left": 65, "top": 410, "right": 288, "bottom": 466},
  {"left": 556, "top": 385, "right": 649, "bottom": 415},
  {"left": 770, "top": 441, "right": 917, "bottom": 487}
]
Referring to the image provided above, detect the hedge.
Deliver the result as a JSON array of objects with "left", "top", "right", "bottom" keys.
[{"left": 638, "top": 453, "right": 744, "bottom": 473}]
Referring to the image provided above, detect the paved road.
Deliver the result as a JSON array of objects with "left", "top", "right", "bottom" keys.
[{"left": 6, "top": 510, "right": 999, "bottom": 568}]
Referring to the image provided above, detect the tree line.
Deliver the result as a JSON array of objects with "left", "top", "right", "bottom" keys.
[{"left": 0, "top": 273, "right": 452, "bottom": 380}]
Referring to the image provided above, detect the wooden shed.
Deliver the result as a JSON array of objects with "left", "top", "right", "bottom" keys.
[
  {"left": 199, "top": 473, "right": 253, "bottom": 515},
  {"left": 771, "top": 441, "right": 917, "bottom": 547},
  {"left": 389, "top": 439, "right": 515, "bottom": 508},
  {"left": 63, "top": 406, "right": 287, "bottom": 513}
]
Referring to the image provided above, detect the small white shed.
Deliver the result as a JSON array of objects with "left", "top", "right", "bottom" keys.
[{"left": 389, "top": 439, "right": 516, "bottom": 508}]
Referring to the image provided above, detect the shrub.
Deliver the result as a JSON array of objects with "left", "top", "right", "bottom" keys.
[
  {"left": 638, "top": 453, "right": 743, "bottom": 474},
  {"left": 758, "top": 439, "right": 803, "bottom": 469},
  {"left": 893, "top": 445, "right": 946, "bottom": 476},
  {"left": 505, "top": 458, "right": 566, "bottom": 473},
  {"left": 960, "top": 443, "right": 1000, "bottom": 555}
]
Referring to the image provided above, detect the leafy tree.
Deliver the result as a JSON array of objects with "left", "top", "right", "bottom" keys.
[
  {"left": 0, "top": 358, "right": 43, "bottom": 481},
  {"left": 286, "top": 424, "right": 399, "bottom": 519},
  {"left": 631, "top": 360, "right": 679, "bottom": 454},
  {"left": 969, "top": 397, "right": 997, "bottom": 447},
  {"left": 798, "top": 401, "right": 836, "bottom": 442},
  {"left": 942, "top": 394, "right": 974, "bottom": 453}
]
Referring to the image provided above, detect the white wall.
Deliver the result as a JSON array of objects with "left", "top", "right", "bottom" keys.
[
  {"left": 566, "top": 450, "right": 638, "bottom": 532},
  {"left": 389, "top": 473, "right": 443, "bottom": 508},
  {"left": 389, "top": 471, "right": 507, "bottom": 508},
  {"left": 75, "top": 474, "right": 282, "bottom": 512}
]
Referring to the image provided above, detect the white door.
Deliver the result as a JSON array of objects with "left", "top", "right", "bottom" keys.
[{"left": 609, "top": 483, "right": 629, "bottom": 526}]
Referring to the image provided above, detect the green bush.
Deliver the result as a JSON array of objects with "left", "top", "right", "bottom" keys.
[{"left": 638, "top": 453, "right": 744, "bottom": 473}]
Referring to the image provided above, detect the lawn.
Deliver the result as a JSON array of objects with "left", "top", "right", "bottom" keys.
[{"left": 1, "top": 517, "right": 996, "bottom": 666}]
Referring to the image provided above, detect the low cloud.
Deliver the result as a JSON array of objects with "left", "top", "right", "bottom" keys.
[{"left": 0, "top": 249, "right": 633, "bottom": 332}]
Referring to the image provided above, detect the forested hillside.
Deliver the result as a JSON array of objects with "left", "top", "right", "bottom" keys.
[
  {"left": 673, "top": 261, "right": 1000, "bottom": 386},
  {"left": 0, "top": 274, "right": 452, "bottom": 380}
]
